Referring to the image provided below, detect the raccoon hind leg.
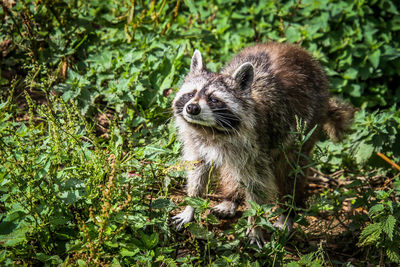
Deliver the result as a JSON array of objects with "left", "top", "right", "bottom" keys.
[{"left": 274, "top": 139, "right": 317, "bottom": 232}]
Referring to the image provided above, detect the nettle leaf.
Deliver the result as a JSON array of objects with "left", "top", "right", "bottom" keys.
[
  {"left": 151, "top": 198, "right": 177, "bottom": 211},
  {"left": 343, "top": 68, "right": 358, "bottom": 80},
  {"left": 383, "top": 215, "right": 396, "bottom": 241},
  {"left": 286, "top": 26, "right": 302, "bottom": 43},
  {"left": 368, "top": 203, "right": 384, "bottom": 218},
  {"left": 354, "top": 141, "right": 374, "bottom": 164},
  {"left": 139, "top": 231, "right": 159, "bottom": 249},
  {"left": 368, "top": 49, "right": 381, "bottom": 69},
  {"left": 205, "top": 213, "right": 220, "bottom": 225},
  {"left": 120, "top": 247, "right": 140, "bottom": 258},
  {"left": 16, "top": 123, "right": 28, "bottom": 137},
  {"left": 35, "top": 253, "right": 62, "bottom": 264},
  {"left": 160, "top": 65, "right": 175, "bottom": 90},
  {"left": 376, "top": 190, "right": 391, "bottom": 200},
  {"left": 0, "top": 221, "right": 30, "bottom": 247},
  {"left": 242, "top": 209, "right": 256, "bottom": 217},
  {"left": 387, "top": 246, "right": 400, "bottom": 264},
  {"left": 184, "top": 0, "right": 198, "bottom": 14},
  {"left": 349, "top": 84, "right": 362, "bottom": 97},
  {"left": 77, "top": 259, "right": 86, "bottom": 267},
  {"left": 184, "top": 197, "right": 208, "bottom": 209},
  {"left": 124, "top": 50, "right": 144, "bottom": 63},
  {"left": 358, "top": 223, "right": 382, "bottom": 246},
  {"left": 187, "top": 223, "right": 209, "bottom": 239}
]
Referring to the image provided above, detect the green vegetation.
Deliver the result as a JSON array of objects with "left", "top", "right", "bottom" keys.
[{"left": 1, "top": 0, "right": 400, "bottom": 265}]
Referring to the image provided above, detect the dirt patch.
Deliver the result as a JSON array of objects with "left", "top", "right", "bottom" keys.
[{"left": 168, "top": 168, "right": 380, "bottom": 264}]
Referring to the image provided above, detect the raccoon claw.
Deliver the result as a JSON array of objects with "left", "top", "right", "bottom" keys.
[
  {"left": 211, "top": 201, "right": 238, "bottom": 218},
  {"left": 171, "top": 206, "right": 195, "bottom": 230},
  {"left": 246, "top": 227, "right": 266, "bottom": 249},
  {"left": 273, "top": 214, "right": 294, "bottom": 232}
]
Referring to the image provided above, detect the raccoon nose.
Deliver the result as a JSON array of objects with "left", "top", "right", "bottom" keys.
[{"left": 186, "top": 103, "right": 201, "bottom": 115}]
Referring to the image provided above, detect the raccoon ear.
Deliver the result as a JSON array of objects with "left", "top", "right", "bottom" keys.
[
  {"left": 190, "top": 50, "right": 203, "bottom": 74},
  {"left": 232, "top": 62, "right": 254, "bottom": 92}
]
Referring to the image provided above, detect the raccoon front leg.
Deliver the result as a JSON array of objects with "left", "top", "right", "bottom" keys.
[
  {"left": 172, "top": 206, "right": 195, "bottom": 230},
  {"left": 172, "top": 162, "right": 210, "bottom": 230},
  {"left": 212, "top": 166, "right": 242, "bottom": 218}
]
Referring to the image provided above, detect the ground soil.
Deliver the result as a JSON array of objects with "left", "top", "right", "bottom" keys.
[{"left": 168, "top": 168, "right": 394, "bottom": 265}]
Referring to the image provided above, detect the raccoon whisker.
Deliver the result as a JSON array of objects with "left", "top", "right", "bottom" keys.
[
  {"left": 215, "top": 116, "right": 240, "bottom": 136},
  {"left": 216, "top": 115, "right": 240, "bottom": 121},
  {"left": 163, "top": 117, "right": 173, "bottom": 125},
  {"left": 214, "top": 113, "right": 240, "bottom": 125},
  {"left": 215, "top": 117, "right": 234, "bottom": 129},
  {"left": 214, "top": 114, "right": 234, "bottom": 126},
  {"left": 212, "top": 111, "right": 241, "bottom": 121},
  {"left": 213, "top": 111, "right": 239, "bottom": 117},
  {"left": 199, "top": 110, "right": 240, "bottom": 123},
  {"left": 210, "top": 125, "right": 216, "bottom": 139},
  {"left": 159, "top": 111, "right": 174, "bottom": 116}
]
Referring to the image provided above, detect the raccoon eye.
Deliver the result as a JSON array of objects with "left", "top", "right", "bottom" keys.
[{"left": 209, "top": 96, "right": 220, "bottom": 103}]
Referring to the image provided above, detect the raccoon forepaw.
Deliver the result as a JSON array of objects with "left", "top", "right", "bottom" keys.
[
  {"left": 172, "top": 206, "right": 195, "bottom": 230},
  {"left": 211, "top": 201, "right": 238, "bottom": 218},
  {"left": 246, "top": 227, "right": 266, "bottom": 249}
]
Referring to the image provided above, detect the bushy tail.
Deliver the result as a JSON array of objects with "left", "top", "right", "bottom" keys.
[{"left": 323, "top": 98, "right": 355, "bottom": 142}]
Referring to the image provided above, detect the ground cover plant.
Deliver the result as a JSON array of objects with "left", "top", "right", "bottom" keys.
[{"left": 1, "top": 0, "right": 400, "bottom": 265}]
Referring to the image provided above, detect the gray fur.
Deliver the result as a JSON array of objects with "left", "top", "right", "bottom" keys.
[{"left": 171, "top": 43, "right": 354, "bottom": 244}]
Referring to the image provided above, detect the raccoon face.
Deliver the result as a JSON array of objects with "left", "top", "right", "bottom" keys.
[{"left": 173, "top": 50, "right": 254, "bottom": 133}]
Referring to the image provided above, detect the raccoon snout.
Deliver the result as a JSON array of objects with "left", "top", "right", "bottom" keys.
[{"left": 186, "top": 103, "right": 201, "bottom": 115}]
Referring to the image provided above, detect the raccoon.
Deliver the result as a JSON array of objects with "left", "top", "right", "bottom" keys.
[{"left": 171, "top": 42, "right": 354, "bottom": 246}]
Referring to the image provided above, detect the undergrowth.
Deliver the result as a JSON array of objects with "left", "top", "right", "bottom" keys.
[{"left": 1, "top": 0, "right": 400, "bottom": 265}]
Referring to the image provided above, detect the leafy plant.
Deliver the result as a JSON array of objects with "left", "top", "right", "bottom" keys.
[
  {"left": 318, "top": 107, "right": 400, "bottom": 172},
  {"left": 358, "top": 186, "right": 400, "bottom": 264},
  {"left": 1, "top": 0, "right": 400, "bottom": 265}
]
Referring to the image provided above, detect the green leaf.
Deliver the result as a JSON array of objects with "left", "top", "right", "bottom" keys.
[
  {"left": 185, "top": 0, "right": 198, "bottom": 14},
  {"left": 0, "top": 101, "right": 8, "bottom": 110},
  {"left": 368, "top": 203, "right": 384, "bottom": 218},
  {"left": 184, "top": 197, "right": 208, "bottom": 209},
  {"left": 354, "top": 141, "right": 374, "bottom": 164},
  {"left": 16, "top": 123, "right": 28, "bottom": 137},
  {"left": 349, "top": 84, "right": 362, "bottom": 97},
  {"left": 383, "top": 215, "right": 396, "bottom": 241},
  {"left": 187, "top": 223, "right": 209, "bottom": 239},
  {"left": 387, "top": 246, "right": 400, "bottom": 264},
  {"left": 35, "top": 253, "right": 62, "bottom": 264},
  {"left": 358, "top": 223, "right": 382, "bottom": 246},
  {"left": 242, "top": 209, "right": 256, "bottom": 217},
  {"left": 368, "top": 49, "right": 381, "bottom": 69},
  {"left": 140, "top": 231, "right": 159, "bottom": 249},
  {"left": 120, "top": 248, "right": 140, "bottom": 257},
  {"left": 77, "top": 259, "right": 87, "bottom": 267},
  {"left": 160, "top": 66, "right": 175, "bottom": 90},
  {"left": 205, "top": 213, "right": 220, "bottom": 225},
  {"left": 248, "top": 201, "right": 261, "bottom": 211},
  {"left": 343, "top": 68, "right": 358, "bottom": 80},
  {"left": 111, "top": 258, "right": 122, "bottom": 267},
  {"left": 0, "top": 250, "right": 6, "bottom": 262},
  {"left": 151, "top": 198, "right": 177, "bottom": 211},
  {"left": 286, "top": 26, "right": 302, "bottom": 43},
  {"left": 303, "top": 124, "right": 318, "bottom": 143}
]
